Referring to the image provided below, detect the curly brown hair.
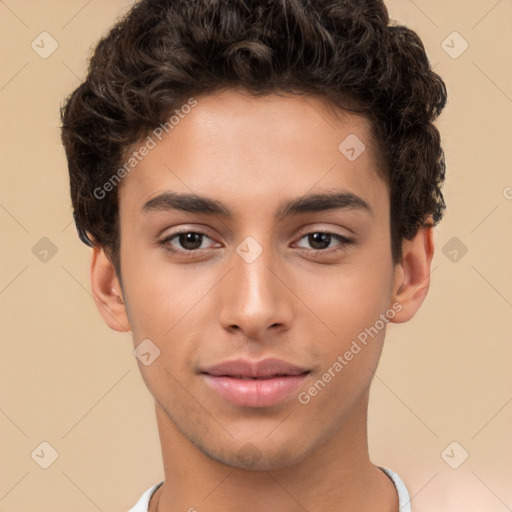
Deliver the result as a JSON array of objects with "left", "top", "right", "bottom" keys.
[{"left": 60, "top": 0, "right": 447, "bottom": 273}]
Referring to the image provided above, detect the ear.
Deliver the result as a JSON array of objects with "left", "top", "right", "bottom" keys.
[
  {"left": 90, "top": 245, "right": 131, "bottom": 332},
  {"left": 389, "top": 225, "right": 435, "bottom": 323}
]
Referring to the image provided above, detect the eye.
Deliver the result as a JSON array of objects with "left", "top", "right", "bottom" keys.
[
  {"left": 159, "top": 230, "right": 353, "bottom": 256},
  {"left": 160, "top": 231, "right": 217, "bottom": 252},
  {"left": 294, "top": 232, "right": 353, "bottom": 251}
]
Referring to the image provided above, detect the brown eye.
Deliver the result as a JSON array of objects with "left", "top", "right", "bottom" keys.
[
  {"left": 177, "top": 232, "right": 204, "bottom": 250},
  {"left": 308, "top": 232, "right": 332, "bottom": 250},
  {"left": 161, "top": 231, "right": 214, "bottom": 252},
  {"left": 295, "top": 232, "right": 353, "bottom": 251}
]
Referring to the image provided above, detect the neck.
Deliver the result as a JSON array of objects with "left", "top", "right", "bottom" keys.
[{"left": 149, "top": 389, "right": 398, "bottom": 512}]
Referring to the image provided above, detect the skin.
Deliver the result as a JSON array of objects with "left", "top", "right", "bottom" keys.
[{"left": 91, "top": 89, "right": 434, "bottom": 512}]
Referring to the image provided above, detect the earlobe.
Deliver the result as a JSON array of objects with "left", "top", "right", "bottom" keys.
[
  {"left": 389, "top": 225, "right": 435, "bottom": 324},
  {"left": 90, "top": 245, "right": 131, "bottom": 332}
]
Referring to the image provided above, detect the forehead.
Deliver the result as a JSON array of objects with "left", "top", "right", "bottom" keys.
[{"left": 118, "top": 89, "right": 388, "bottom": 217}]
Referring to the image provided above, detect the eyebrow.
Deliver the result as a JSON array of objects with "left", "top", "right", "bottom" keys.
[{"left": 142, "top": 190, "right": 372, "bottom": 218}]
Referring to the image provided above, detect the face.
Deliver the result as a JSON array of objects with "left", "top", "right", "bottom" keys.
[{"left": 100, "top": 89, "right": 411, "bottom": 470}]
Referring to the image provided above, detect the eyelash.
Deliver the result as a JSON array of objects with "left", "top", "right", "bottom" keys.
[{"left": 159, "top": 230, "right": 354, "bottom": 256}]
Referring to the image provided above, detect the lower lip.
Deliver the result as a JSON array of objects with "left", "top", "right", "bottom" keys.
[{"left": 202, "top": 373, "right": 309, "bottom": 408}]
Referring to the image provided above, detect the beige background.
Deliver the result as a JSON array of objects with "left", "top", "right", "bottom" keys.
[{"left": 1, "top": 0, "right": 511, "bottom": 510}]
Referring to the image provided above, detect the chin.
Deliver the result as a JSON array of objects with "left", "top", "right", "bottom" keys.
[{"left": 203, "top": 437, "right": 312, "bottom": 471}]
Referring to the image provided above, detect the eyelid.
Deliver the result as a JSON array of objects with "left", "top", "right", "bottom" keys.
[
  {"left": 293, "top": 223, "right": 354, "bottom": 241},
  {"left": 294, "top": 220, "right": 354, "bottom": 234}
]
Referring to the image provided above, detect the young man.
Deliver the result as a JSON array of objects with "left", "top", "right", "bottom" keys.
[{"left": 60, "top": 0, "right": 447, "bottom": 510}]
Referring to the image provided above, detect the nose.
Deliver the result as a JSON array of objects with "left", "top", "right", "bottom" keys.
[{"left": 218, "top": 240, "right": 293, "bottom": 340}]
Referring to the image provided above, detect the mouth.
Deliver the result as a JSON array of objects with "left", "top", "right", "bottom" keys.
[
  {"left": 207, "top": 373, "right": 309, "bottom": 380},
  {"left": 200, "top": 358, "right": 311, "bottom": 408}
]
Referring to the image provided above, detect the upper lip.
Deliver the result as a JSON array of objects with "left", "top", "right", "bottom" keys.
[{"left": 201, "top": 358, "right": 310, "bottom": 378}]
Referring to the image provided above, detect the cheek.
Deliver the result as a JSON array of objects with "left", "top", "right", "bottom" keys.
[
  {"left": 299, "top": 240, "right": 394, "bottom": 389},
  {"left": 302, "top": 259, "right": 393, "bottom": 343},
  {"left": 299, "top": 279, "right": 390, "bottom": 414},
  {"left": 120, "top": 241, "right": 211, "bottom": 335}
]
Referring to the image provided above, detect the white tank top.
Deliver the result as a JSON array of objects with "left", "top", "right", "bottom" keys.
[{"left": 128, "top": 466, "right": 411, "bottom": 512}]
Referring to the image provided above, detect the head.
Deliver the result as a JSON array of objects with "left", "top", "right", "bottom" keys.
[{"left": 61, "top": 0, "right": 446, "bottom": 471}]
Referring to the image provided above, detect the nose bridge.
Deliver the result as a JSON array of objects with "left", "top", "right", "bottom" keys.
[{"left": 219, "top": 235, "right": 290, "bottom": 338}]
